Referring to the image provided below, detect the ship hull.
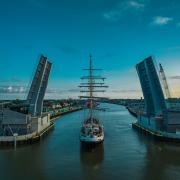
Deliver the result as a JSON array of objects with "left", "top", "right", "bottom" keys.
[{"left": 80, "top": 134, "right": 104, "bottom": 145}]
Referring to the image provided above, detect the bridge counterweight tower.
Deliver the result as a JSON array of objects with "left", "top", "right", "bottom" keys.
[{"left": 27, "top": 55, "right": 52, "bottom": 117}]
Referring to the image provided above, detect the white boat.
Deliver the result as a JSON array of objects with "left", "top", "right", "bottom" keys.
[
  {"left": 80, "top": 117, "right": 104, "bottom": 144},
  {"left": 79, "top": 55, "right": 108, "bottom": 145}
]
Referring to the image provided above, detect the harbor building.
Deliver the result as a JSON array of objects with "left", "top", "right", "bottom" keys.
[
  {"left": 0, "top": 55, "right": 53, "bottom": 144},
  {"left": 133, "top": 56, "right": 180, "bottom": 140}
]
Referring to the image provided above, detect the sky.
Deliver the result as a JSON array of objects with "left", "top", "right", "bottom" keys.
[{"left": 0, "top": 0, "right": 180, "bottom": 100}]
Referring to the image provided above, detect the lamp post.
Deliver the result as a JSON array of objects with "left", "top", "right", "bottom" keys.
[{"left": 13, "top": 133, "right": 18, "bottom": 150}]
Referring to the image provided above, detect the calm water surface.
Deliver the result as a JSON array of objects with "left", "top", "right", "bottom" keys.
[{"left": 0, "top": 103, "right": 180, "bottom": 180}]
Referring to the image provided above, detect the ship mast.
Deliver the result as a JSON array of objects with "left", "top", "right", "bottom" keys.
[
  {"left": 89, "top": 54, "right": 93, "bottom": 120},
  {"left": 79, "top": 55, "right": 108, "bottom": 122}
]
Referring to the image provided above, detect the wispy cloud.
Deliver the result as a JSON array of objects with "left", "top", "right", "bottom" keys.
[
  {"left": 0, "top": 77, "right": 24, "bottom": 83},
  {"left": 177, "top": 22, "right": 180, "bottom": 27},
  {"left": 103, "top": 11, "right": 121, "bottom": 22},
  {"left": 128, "top": 1, "right": 145, "bottom": 9},
  {"left": 169, "top": 76, "right": 180, "bottom": 80},
  {"left": 0, "top": 85, "right": 80, "bottom": 100},
  {"left": 152, "top": 16, "right": 173, "bottom": 25},
  {"left": 0, "top": 86, "right": 27, "bottom": 94},
  {"left": 111, "top": 89, "right": 141, "bottom": 93},
  {"left": 102, "top": 0, "right": 146, "bottom": 22}
]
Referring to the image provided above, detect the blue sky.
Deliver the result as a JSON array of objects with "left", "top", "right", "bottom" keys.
[{"left": 0, "top": 0, "right": 180, "bottom": 99}]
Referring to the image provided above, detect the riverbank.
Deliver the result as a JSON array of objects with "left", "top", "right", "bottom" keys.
[
  {"left": 126, "top": 106, "right": 138, "bottom": 117},
  {"left": 50, "top": 107, "right": 83, "bottom": 121},
  {"left": 132, "top": 122, "right": 180, "bottom": 143},
  {"left": 0, "top": 106, "right": 82, "bottom": 147},
  {"left": 1, "top": 103, "right": 179, "bottom": 180},
  {"left": 0, "top": 122, "right": 55, "bottom": 146},
  {"left": 127, "top": 106, "right": 180, "bottom": 143}
]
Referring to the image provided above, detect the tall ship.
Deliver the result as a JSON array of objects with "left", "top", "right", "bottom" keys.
[{"left": 79, "top": 55, "right": 108, "bottom": 144}]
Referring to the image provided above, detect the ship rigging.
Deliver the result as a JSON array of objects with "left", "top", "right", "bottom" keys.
[{"left": 79, "top": 55, "right": 108, "bottom": 144}]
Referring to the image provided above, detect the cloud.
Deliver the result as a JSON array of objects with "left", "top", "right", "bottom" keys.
[
  {"left": 169, "top": 76, "right": 180, "bottom": 80},
  {"left": 0, "top": 77, "right": 24, "bottom": 83},
  {"left": 68, "top": 89, "right": 79, "bottom": 92},
  {"left": 177, "top": 22, "right": 180, "bottom": 27},
  {"left": 0, "top": 86, "right": 27, "bottom": 94},
  {"left": 152, "top": 16, "right": 173, "bottom": 25},
  {"left": 128, "top": 1, "right": 145, "bottom": 9},
  {"left": 111, "top": 89, "right": 141, "bottom": 93},
  {"left": 46, "top": 88, "right": 60, "bottom": 94},
  {"left": 102, "top": 0, "right": 145, "bottom": 22},
  {"left": 44, "top": 87, "right": 80, "bottom": 94},
  {"left": 103, "top": 11, "right": 121, "bottom": 22}
]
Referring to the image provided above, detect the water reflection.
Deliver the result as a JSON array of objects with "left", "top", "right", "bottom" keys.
[
  {"left": 80, "top": 143, "right": 104, "bottom": 168},
  {"left": 0, "top": 144, "right": 47, "bottom": 179},
  {"left": 0, "top": 104, "right": 180, "bottom": 180},
  {"left": 135, "top": 132, "right": 180, "bottom": 180}
]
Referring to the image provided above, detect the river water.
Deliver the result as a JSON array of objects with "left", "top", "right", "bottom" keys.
[{"left": 0, "top": 103, "right": 180, "bottom": 180}]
